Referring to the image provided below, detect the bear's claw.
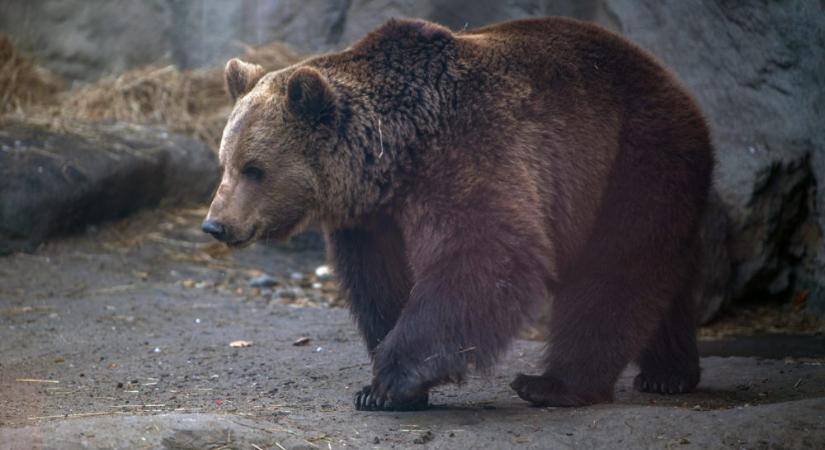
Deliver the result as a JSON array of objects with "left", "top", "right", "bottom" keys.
[
  {"left": 633, "top": 372, "right": 697, "bottom": 394},
  {"left": 354, "top": 385, "right": 429, "bottom": 411}
]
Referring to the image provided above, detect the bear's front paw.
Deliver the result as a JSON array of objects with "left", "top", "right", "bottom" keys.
[
  {"left": 354, "top": 384, "right": 429, "bottom": 411},
  {"left": 511, "top": 373, "right": 610, "bottom": 407}
]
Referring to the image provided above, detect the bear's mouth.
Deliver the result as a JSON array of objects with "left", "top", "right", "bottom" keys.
[
  {"left": 262, "top": 213, "right": 310, "bottom": 243},
  {"left": 226, "top": 226, "right": 258, "bottom": 249}
]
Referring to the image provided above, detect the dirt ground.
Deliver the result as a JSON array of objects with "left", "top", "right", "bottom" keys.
[{"left": 1, "top": 208, "right": 824, "bottom": 449}]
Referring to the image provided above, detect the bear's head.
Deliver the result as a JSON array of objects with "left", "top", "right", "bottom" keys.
[{"left": 202, "top": 58, "right": 340, "bottom": 246}]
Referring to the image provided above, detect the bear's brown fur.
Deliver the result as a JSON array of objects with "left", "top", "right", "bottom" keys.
[{"left": 203, "top": 17, "right": 713, "bottom": 411}]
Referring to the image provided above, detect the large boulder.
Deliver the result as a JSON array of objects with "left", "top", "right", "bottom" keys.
[
  {"left": 0, "top": 122, "right": 218, "bottom": 254},
  {"left": 0, "top": 1, "right": 175, "bottom": 81},
  {"left": 599, "top": 0, "right": 825, "bottom": 316}
]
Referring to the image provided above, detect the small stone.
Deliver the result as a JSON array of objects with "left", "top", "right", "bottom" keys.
[
  {"left": 413, "top": 431, "right": 434, "bottom": 444},
  {"left": 249, "top": 274, "right": 279, "bottom": 288},
  {"left": 373, "top": 437, "right": 380, "bottom": 444},
  {"left": 314, "top": 265, "right": 334, "bottom": 281},
  {"left": 274, "top": 287, "right": 303, "bottom": 300}
]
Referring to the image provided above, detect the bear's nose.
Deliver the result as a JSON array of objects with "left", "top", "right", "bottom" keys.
[{"left": 201, "top": 219, "right": 227, "bottom": 241}]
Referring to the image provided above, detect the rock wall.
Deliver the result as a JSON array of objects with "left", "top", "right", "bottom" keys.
[
  {"left": 1, "top": 0, "right": 822, "bottom": 317},
  {"left": 0, "top": 0, "right": 604, "bottom": 80},
  {"left": 601, "top": 0, "right": 825, "bottom": 315}
]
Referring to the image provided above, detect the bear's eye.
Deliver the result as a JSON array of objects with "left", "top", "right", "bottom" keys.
[{"left": 241, "top": 165, "right": 264, "bottom": 182}]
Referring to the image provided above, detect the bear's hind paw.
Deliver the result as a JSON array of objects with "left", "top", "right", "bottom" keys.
[{"left": 511, "top": 373, "right": 609, "bottom": 407}]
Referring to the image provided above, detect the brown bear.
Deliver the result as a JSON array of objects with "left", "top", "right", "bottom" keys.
[{"left": 202, "top": 17, "right": 713, "bottom": 411}]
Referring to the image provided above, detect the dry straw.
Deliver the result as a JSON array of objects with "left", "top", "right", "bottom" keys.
[
  {"left": 0, "top": 35, "right": 301, "bottom": 150},
  {"left": 0, "top": 35, "right": 62, "bottom": 115}
]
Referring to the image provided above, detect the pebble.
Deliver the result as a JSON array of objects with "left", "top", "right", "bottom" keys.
[
  {"left": 274, "top": 287, "right": 304, "bottom": 299},
  {"left": 249, "top": 274, "right": 279, "bottom": 288},
  {"left": 315, "top": 265, "right": 334, "bottom": 281}
]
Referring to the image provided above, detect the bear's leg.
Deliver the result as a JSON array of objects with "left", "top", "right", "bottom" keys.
[
  {"left": 355, "top": 214, "right": 550, "bottom": 411},
  {"left": 512, "top": 164, "right": 706, "bottom": 406},
  {"left": 511, "top": 264, "right": 679, "bottom": 406},
  {"left": 327, "top": 221, "right": 412, "bottom": 353},
  {"left": 634, "top": 282, "right": 700, "bottom": 394}
]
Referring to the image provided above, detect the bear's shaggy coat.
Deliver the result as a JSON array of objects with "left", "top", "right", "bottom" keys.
[{"left": 204, "top": 17, "right": 713, "bottom": 410}]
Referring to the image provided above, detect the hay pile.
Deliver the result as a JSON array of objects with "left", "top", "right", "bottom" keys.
[
  {"left": 0, "top": 37, "right": 301, "bottom": 149},
  {"left": 59, "top": 65, "right": 227, "bottom": 147},
  {"left": 0, "top": 35, "right": 63, "bottom": 115}
]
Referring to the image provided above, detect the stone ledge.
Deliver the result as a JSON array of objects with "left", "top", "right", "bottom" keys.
[{"left": 0, "top": 121, "right": 219, "bottom": 254}]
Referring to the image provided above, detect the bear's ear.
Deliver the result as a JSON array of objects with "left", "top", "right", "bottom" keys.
[
  {"left": 286, "top": 67, "right": 337, "bottom": 127},
  {"left": 225, "top": 58, "right": 265, "bottom": 102}
]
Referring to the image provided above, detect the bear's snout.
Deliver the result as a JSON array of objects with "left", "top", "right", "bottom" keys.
[{"left": 201, "top": 219, "right": 228, "bottom": 242}]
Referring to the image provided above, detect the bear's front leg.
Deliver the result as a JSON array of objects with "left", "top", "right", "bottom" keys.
[
  {"left": 353, "top": 210, "right": 550, "bottom": 411},
  {"left": 327, "top": 221, "right": 411, "bottom": 354},
  {"left": 354, "top": 354, "right": 430, "bottom": 411}
]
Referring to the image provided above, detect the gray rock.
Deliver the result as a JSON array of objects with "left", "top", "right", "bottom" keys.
[
  {"left": 0, "top": 0, "right": 597, "bottom": 81},
  {"left": 274, "top": 286, "right": 304, "bottom": 300},
  {"left": 0, "top": 1, "right": 176, "bottom": 81},
  {"left": 249, "top": 274, "right": 279, "bottom": 288},
  {"left": 599, "top": 0, "right": 825, "bottom": 316},
  {"left": 0, "top": 121, "right": 218, "bottom": 254}
]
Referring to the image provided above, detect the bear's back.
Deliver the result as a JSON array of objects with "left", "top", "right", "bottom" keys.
[
  {"left": 452, "top": 17, "right": 712, "bottom": 267},
  {"left": 456, "top": 17, "right": 688, "bottom": 110}
]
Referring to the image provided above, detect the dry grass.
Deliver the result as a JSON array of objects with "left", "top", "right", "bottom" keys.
[
  {"left": 58, "top": 64, "right": 226, "bottom": 147},
  {"left": 0, "top": 35, "right": 63, "bottom": 115},
  {"left": 0, "top": 37, "right": 302, "bottom": 150},
  {"left": 700, "top": 304, "right": 825, "bottom": 339}
]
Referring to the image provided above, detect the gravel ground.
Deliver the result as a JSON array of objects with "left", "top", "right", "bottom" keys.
[{"left": 1, "top": 208, "right": 824, "bottom": 449}]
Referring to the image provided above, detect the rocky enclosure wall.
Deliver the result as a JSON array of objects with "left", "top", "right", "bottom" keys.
[{"left": 1, "top": 0, "right": 822, "bottom": 317}]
